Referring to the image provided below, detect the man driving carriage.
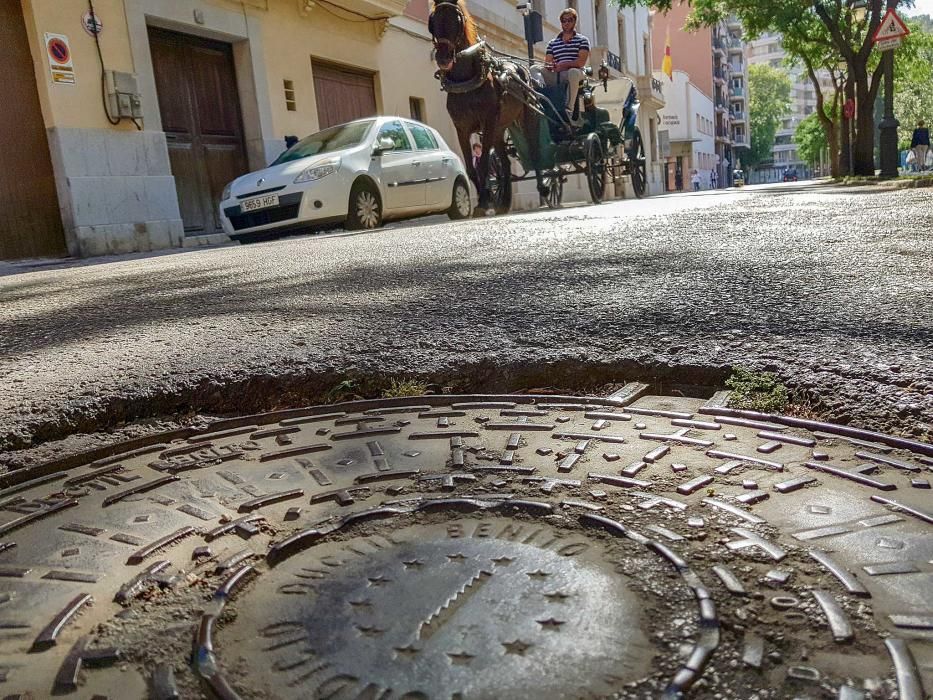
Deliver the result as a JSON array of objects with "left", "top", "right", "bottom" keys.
[{"left": 532, "top": 8, "right": 591, "bottom": 123}]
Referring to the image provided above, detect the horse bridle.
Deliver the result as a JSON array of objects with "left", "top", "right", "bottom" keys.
[{"left": 429, "top": 1, "right": 466, "bottom": 64}]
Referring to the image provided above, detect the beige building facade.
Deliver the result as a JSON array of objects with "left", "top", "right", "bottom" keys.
[{"left": 2, "top": 0, "right": 449, "bottom": 260}]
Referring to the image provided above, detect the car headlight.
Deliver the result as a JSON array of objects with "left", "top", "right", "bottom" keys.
[
  {"left": 221, "top": 182, "right": 232, "bottom": 201},
  {"left": 295, "top": 158, "right": 340, "bottom": 183}
]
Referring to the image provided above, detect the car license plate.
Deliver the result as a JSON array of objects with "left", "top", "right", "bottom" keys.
[{"left": 241, "top": 194, "right": 279, "bottom": 212}]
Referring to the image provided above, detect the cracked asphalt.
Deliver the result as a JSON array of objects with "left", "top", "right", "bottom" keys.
[{"left": 1, "top": 181, "right": 931, "bottom": 462}]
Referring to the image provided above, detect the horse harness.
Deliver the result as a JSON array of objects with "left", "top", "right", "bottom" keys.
[
  {"left": 430, "top": 2, "right": 530, "bottom": 101},
  {"left": 434, "top": 42, "right": 532, "bottom": 105}
]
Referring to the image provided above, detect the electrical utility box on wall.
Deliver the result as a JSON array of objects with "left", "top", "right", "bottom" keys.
[{"left": 105, "top": 70, "right": 143, "bottom": 119}]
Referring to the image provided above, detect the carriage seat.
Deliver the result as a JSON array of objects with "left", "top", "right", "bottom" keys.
[{"left": 536, "top": 83, "right": 572, "bottom": 142}]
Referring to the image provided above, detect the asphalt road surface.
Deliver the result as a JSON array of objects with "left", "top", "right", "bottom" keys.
[{"left": 1, "top": 181, "right": 931, "bottom": 461}]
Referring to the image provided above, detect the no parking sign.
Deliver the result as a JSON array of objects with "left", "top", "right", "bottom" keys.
[{"left": 44, "top": 33, "right": 75, "bottom": 85}]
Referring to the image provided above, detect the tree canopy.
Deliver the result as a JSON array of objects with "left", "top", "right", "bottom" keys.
[
  {"left": 612, "top": 0, "right": 916, "bottom": 175},
  {"left": 747, "top": 64, "right": 792, "bottom": 170},
  {"left": 794, "top": 112, "right": 829, "bottom": 168},
  {"left": 893, "top": 18, "right": 933, "bottom": 150}
]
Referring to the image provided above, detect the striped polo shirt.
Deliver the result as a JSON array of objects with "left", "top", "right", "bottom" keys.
[{"left": 546, "top": 31, "right": 590, "bottom": 64}]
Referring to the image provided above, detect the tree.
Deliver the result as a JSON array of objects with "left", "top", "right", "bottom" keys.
[
  {"left": 893, "top": 20, "right": 933, "bottom": 150},
  {"left": 795, "top": 112, "right": 829, "bottom": 169},
  {"left": 746, "top": 65, "right": 792, "bottom": 171},
  {"left": 614, "top": 0, "right": 916, "bottom": 176},
  {"left": 779, "top": 22, "right": 846, "bottom": 176}
]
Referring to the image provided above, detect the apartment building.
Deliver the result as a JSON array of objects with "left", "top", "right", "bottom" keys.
[
  {"left": 746, "top": 32, "right": 815, "bottom": 182},
  {"left": 651, "top": 4, "right": 747, "bottom": 190},
  {"left": 725, "top": 15, "right": 749, "bottom": 164},
  {"left": 1, "top": 0, "right": 664, "bottom": 261},
  {"left": 2, "top": 0, "right": 450, "bottom": 260}
]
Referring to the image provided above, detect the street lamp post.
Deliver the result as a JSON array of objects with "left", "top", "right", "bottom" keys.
[
  {"left": 838, "top": 60, "right": 853, "bottom": 176},
  {"left": 878, "top": 47, "right": 900, "bottom": 177}
]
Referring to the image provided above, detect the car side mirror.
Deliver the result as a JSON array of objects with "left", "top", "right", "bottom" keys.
[{"left": 373, "top": 137, "right": 395, "bottom": 155}]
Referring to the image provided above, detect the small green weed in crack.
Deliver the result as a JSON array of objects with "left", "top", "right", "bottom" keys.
[
  {"left": 725, "top": 367, "right": 789, "bottom": 414},
  {"left": 326, "top": 379, "right": 361, "bottom": 403},
  {"left": 382, "top": 378, "right": 430, "bottom": 398}
]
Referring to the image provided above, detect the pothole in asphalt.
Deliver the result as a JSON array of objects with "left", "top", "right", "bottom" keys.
[{"left": 2, "top": 360, "right": 738, "bottom": 462}]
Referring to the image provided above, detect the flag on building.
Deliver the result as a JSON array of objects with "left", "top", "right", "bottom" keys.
[{"left": 662, "top": 27, "right": 673, "bottom": 80}]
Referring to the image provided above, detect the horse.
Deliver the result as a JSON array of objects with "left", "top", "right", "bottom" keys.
[{"left": 429, "top": 0, "right": 544, "bottom": 215}]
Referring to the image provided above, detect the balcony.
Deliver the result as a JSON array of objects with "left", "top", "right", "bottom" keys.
[
  {"left": 303, "top": 0, "right": 408, "bottom": 23},
  {"left": 732, "top": 134, "right": 749, "bottom": 147},
  {"left": 712, "top": 39, "right": 726, "bottom": 57},
  {"left": 588, "top": 46, "right": 624, "bottom": 78},
  {"left": 637, "top": 74, "right": 665, "bottom": 109},
  {"left": 731, "top": 111, "right": 747, "bottom": 122},
  {"left": 730, "top": 87, "right": 744, "bottom": 99}
]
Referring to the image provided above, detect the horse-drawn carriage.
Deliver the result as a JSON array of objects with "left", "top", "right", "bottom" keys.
[{"left": 429, "top": 0, "right": 648, "bottom": 215}]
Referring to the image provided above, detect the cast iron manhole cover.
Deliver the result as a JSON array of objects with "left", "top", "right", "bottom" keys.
[{"left": 0, "top": 391, "right": 930, "bottom": 698}]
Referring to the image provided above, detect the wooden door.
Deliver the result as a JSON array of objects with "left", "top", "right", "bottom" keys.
[
  {"left": 312, "top": 61, "right": 377, "bottom": 130},
  {"left": 0, "top": 2, "right": 66, "bottom": 259},
  {"left": 149, "top": 28, "right": 248, "bottom": 235}
]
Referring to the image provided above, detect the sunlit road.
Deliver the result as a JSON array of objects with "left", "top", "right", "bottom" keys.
[{"left": 1, "top": 181, "right": 931, "bottom": 457}]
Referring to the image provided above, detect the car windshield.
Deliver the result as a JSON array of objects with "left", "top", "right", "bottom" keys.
[{"left": 273, "top": 120, "right": 374, "bottom": 164}]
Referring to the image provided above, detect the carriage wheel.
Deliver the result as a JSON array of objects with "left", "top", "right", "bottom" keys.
[
  {"left": 487, "top": 148, "right": 512, "bottom": 215},
  {"left": 584, "top": 134, "right": 606, "bottom": 205},
  {"left": 543, "top": 174, "right": 563, "bottom": 209},
  {"left": 629, "top": 128, "right": 648, "bottom": 199}
]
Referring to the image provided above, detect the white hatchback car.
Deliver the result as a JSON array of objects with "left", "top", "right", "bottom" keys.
[{"left": 219, "top": 117, "right": 472, "bottom": 242}]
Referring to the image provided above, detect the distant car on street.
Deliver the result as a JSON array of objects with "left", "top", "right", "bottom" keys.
[
  {"left": 782, "top": 168, "right": 798, "bottom": 182},
  {"left": 219, "top": 117, "right": 472, "bottom": 243}
]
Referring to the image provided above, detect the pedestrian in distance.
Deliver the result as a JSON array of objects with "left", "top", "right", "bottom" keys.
[
  {"left": 472, "top": 142, "right": 482, "bottom": 171},
  {"left": 710, "top": 170, "right": 718, "bottom": 189},
  {"left": 691, "top": 169, "right": 701, "bottom": 192},
  {"left": 911, "top": 119, "right": 930, "bottom": 172},
  {"left": 531, "top": 8, "right": 590, "bottom": 121}
]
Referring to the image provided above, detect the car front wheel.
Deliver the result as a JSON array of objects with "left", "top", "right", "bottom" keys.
[
  {"left": 448, "top": 178, "right": 472, "bottom": 220},
  {"left": 345, "top": 181, "right": 382, "bottom": 231}
]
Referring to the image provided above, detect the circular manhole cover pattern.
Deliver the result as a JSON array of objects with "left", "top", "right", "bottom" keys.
[
  {"left": 218, "top": 520, "right": 655, "bottom": 699},
  {"left": 0, "top": 393, "right": 930, "bottom": 699}
]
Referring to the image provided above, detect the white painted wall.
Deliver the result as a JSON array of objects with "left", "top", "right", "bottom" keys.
[{"left": 655, "top": 69, "right": 715, "bottom": 188}]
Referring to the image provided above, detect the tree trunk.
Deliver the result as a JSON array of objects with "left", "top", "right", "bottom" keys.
[
  {"left": 840, "top": 78, "right": 855, "bottom": 175},
  {"left": 828, "top": 124, "right": 840, "bottom": 177},
  {"left": 852, "top": 63, "right": 877, "bottom": 175}
]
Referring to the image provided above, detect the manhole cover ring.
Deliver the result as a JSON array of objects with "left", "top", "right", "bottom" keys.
[{"left": 197, "top": 498, "right": 717, "bottom": 699}]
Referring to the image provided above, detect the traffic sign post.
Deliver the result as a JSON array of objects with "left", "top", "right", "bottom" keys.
[
  {"left": 872, "top": 8, "right": 910, "bottom": 46},
  {"left": 521, "top": 8, "right": 543, "bottom": 65},
  {"left": 871, "top": 8, "right": 908, "bottom": 178}
]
